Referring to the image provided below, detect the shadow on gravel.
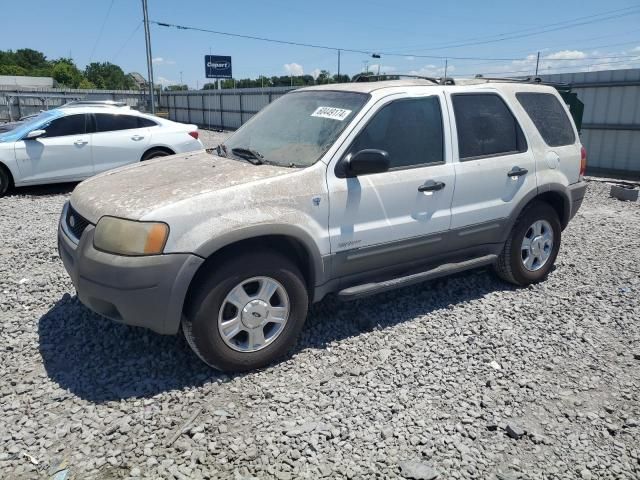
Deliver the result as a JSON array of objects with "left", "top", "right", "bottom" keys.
[
  {"left": 6, "top": 182, "right": 77, "bottom": 197},
  {"left": 38, "top": 295, "right": 223, "bottom": 403},
  {"left": 38, "top": 268, "right": 514, "bottom": 403}
]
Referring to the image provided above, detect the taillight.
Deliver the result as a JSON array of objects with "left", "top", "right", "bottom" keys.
[
  {"left": 188, "top": 131, "right": 199, "bottom": 140},
  {"left": 580, "top": 146, "right": 587, "bottom": 177}
]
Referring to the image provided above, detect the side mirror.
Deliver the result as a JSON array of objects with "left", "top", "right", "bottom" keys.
[
  {"left": 341, "top": 149, "right": 390, "bottom": 178},
  {"left": 25, "top": 129, "right": 46, "bottom": 140}
]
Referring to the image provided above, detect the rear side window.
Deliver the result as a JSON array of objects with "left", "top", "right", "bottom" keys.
[
  {"left": 138, "top": 117, "right": 158, "bottom": 128},
  {"left": 42, "top": 114, "right": 86, "bottom": 137},
  {"left": 516, "top": 92, "right": 576, "bottom": 147},
  {"left": 94, "top": 114, "right": 150, "bottom": 132},
  {"left": 452, "top": 94, "right": 527, "bottom": 160},
  {"left": 349, "top": 96, "right": 444, "bottom": 168}
]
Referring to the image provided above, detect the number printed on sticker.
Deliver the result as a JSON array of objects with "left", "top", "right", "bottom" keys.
[{"left": 311, "top": 106, "right": 352, "bottom": 121}]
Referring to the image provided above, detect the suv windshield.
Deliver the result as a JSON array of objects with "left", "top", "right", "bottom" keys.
[{"left": 222, "top": 90, "right": 369, "bottom": 167}]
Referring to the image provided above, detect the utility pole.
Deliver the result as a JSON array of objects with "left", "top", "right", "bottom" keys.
[
  {"left": 180, "top": 71, "right": 183, "bottom": 85},
  {"left": 444, "top": 59, "right": 448, "bottom": 79},
  {"left": 535, "top": 51, "right": 540, "bottom": 76},
  {"left": 337, "top": 49, "right": 341, "bottom": 79},
  {"left": 142, "top": 0, "right": 155, "bottom": 113}
]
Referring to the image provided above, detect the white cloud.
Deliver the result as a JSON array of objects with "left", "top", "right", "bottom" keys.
[
  {"left": 311, "top": 68, "right": 321, "bottom": 79},
  {"left": 405, "top": 56, "right": 415, "bottom": 61},
  {"left": 284, "top": 63, "right": 304, "bottom": 76},
  {"left": 369, "top": 64, "right": 397, "bottom": 74},
  {"left": 409, "top": 64, "right": 455, "bottom": 77},
  {"left": 544, "top": 50, "right": 586, "bottom": 60},
  {"left": 152, "top": 57, "right": 175, "bottom": 65},
  {"left": 632, "top": 46, "right": 640, "bottom": 53},
  {"left": 156, "top": 76, "right": 176, "bottom": 86}
]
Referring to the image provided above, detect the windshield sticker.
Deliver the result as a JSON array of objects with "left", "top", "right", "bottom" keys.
[{"left": 311, "top": 106, "right": 352, "bottom": 121}]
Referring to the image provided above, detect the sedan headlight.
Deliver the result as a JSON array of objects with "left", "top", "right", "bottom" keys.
[{"left": 93, "top": 217, "right": 169, "bottom": 256}]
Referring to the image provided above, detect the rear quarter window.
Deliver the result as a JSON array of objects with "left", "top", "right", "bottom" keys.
[{"left": 516, "top": 92, "right": 576, "bottom": 147}]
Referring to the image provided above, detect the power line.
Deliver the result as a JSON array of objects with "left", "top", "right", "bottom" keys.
[
  {"left": 89, "top": 0, "right": 116, "bottom": 63},
  {"left": 112, "top": 20, "right": 143, "bottom": 61},
  {"left": 152, "top": 20, "right": 640, "bottom": 63},
  {"left": 459, "top": 57, "right": 640, "bottom": 77},
  {"left": 376, "top": 5, "right": 640, "bottom": 53}
]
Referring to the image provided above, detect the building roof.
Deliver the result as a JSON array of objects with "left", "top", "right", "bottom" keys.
[{"left": 0, "top": 75, "right": 56, "bottom": 88}]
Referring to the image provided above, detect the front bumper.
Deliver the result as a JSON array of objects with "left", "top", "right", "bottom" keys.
[
  {"left": 568, "top": 180, "right": 588, "bottom": 220},
  {"left": 58, "top": 207, "right": 203, "bottom": 335}
]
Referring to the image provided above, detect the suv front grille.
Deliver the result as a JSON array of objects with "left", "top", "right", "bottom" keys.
[{"left": 65, "top": 205, "right": 91, "bottom": 241}]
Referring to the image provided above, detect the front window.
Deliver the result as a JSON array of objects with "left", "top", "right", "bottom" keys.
[
  {"left": 221, "top": 91, "right": 369, "bottom": 167},
  {"left": 0, "top": 110, "right": 61, "bottom": 143}
]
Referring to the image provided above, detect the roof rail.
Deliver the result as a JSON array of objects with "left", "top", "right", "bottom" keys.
[
  {"left": 61, "top": 100, "right": 129, "bottom": 108},
  {"left": 351, "top": 73, "right": 440, "bottom": 85},
  {"left": 473, "top": 75, "right": 571, "bottom": 90}
]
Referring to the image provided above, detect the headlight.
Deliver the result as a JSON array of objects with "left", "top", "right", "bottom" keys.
[{"left": 93, "top": 217, "right": 169, "bottom": 256}]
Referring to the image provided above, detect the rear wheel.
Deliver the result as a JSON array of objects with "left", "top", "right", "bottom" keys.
[
  {"left": 0, "top": 166, "right": 11, "bottom": 198},
  {"left": 141, "top": 148, "right": 173, "bottom": 161},
  {"left": 182, "top": 250, "right": 309, "bottom": 371},
  {"left": 494, "top": 201, "right": 561, "bottom": 286}
]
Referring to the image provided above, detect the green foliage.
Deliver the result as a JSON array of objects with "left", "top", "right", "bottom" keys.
[
  {"left": 52, "top": 62, "right": 83, "bottom": 88},
  {"left": 85, "top": 62, "right": 135, "bottom": 90},
  {"left": 165, "top": 84, "right": 188, "bottom": 91},
  {"left": 0, "top": 64, "right": 28, "bottom": 76},
  {"left": 78, "top": 78, "right": 97, "bottom": 89},
  {"left": 0, "top": 48, "right": 137, "bottom": 90}
]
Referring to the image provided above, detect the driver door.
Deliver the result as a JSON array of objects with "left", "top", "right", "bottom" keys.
[
  {"left": 327, "top": 92, "right": 455, "bottom": 279},
  {"left": 14, "top": 113, "right": 92, "bottom": 183}
]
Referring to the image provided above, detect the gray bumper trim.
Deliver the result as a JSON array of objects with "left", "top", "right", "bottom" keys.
[
  {"left": 58, "top": 222, "right": 203, "bottom": 335},
  {"left": 568, "top": 181, "right": 588, "bottom": 220}
]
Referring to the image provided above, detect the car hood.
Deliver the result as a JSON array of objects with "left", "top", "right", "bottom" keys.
[{"left": 70, "top": 150, "right": 293, "bottom": 223}]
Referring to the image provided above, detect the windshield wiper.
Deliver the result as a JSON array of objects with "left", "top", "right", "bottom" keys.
[{"left": 231, "top": 147, "right": 264, "bottom": 165}]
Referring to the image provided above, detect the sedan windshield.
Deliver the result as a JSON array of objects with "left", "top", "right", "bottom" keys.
[
  {"left": 0, "top": 110, "right": 61, "bottom": 143},
  {"left": 222, "top": 91, "right": 369, "bottom": 167}
]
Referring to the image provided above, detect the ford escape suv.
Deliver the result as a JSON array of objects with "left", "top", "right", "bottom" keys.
[{"left": 58, "top": 78, "right": 588, "bottom": 371}]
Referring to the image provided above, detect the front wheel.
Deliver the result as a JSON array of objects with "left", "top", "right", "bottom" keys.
[
  {"left": 182, "top": 251, "right": 309, "bottom": 371},
  {"left": 0, "top": 167, "right": 11, "bottom": 198},
  {"left": 494, "top": 201, "right": 562, "bottom": 286}
]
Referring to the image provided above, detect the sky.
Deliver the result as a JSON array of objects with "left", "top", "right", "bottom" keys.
[{"left": 2, "top": 0, "right": 640, "bottom": 88}]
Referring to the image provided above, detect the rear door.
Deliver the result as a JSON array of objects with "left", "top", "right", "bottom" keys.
[
  {"left": 13, "top": 113, "right": 92, "bottom": 183},
  {"left": 515, "top": 91, "right": 581, "bottom": 186},
  {"left": 90, "top": 113, "right": 151, "bottom": 173},
  {"left": 448, "top": 91, "right": 536, "bottom": 230}
]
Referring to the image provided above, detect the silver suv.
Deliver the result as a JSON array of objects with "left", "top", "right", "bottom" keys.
[{"left": 58, "top": 78, "right": 587, "bottom": 371}]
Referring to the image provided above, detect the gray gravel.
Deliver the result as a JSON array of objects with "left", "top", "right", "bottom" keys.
[{"left": 1, "top": 145, "right": 639, "bottom": 479}]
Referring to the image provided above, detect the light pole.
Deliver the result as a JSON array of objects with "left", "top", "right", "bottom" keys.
[{"left": 141, "top": 0, "right": 155, "bottom": 114}]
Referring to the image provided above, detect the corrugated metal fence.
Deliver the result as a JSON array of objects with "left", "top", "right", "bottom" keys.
[
  {"left": 0, "top": 86, "right": 152, "bottom": 122},
  {"left": 158, "top": 86, "right": 295, "bottom": 130},
  {"left": 2, "top": 69, "right": 638, "bottom": 175},
  {"left": 539, "top": 69, "right": 639, "bottom": 175}
]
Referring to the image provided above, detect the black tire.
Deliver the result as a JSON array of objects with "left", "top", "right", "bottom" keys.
[
  {"left": 494, "top": 201, "right": 562, "bottom": 286},
  {"left": 141, "top": 148, "right": 172, "bottom": 161},
  {"left": 0, "top": 166, "right": 11, "bottom": 198},
  {"left": 182, "top": 250, "right": 309, "bottom": 372}
]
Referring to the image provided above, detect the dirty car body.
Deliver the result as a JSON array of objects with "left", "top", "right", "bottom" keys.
[{"left": 58, "top": 79, "right": 587, "bottom": 371}]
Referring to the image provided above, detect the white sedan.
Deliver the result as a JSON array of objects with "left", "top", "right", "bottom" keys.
[{"left": 0, "top": 104, "right": 203, "bottom": 196}]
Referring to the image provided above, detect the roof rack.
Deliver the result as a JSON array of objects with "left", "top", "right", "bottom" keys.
[
  {"left": 352, "top": 73, "right": 440, "bottom": 85},
  {"left": 61, "top": 100, "right": 129, "bottom": 108},
  {"left": 473, "top": 75, "right": 571, "bottom": 90}
]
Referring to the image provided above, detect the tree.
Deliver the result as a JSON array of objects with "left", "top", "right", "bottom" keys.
[
  {"left": 13, "top": 48, "right": 48, "bottom": 70},
  {"left": 165, "top": 84, "right": 188, "bottom": 91},
  {"left": 52, "top": 61, "right": 83, "bottom": 88},
  {"left": 78, "top": 78, "right": 96, "bottom": 89},
  {"left": 316, "top": 70, "right": 332, "bottom": 84},
  {"left": 203, "top": 82, "right": 218, "bottom": 90},
  {"left": 85, "top": 62, "right": 134, "bottom": 90},
  {"left": 0, "top": 64, "right": 28, "bottom": 76}
]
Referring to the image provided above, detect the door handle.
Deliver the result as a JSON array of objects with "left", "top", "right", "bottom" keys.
[
  {"left": 74, "top": 139, "right": 88, "bottom": 146},
  {"left": 507, "top": 166, "right": 528, "bottom": 178},
  {"left": 131, "top": 135, "right": 145, "bottom": 141},
  {"left": 418, "top": 180, "right": 446, "bottom": 192}
]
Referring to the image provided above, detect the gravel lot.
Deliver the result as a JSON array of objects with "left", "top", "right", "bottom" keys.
[{"left": 1, "top": 135, "right": 639, "bottom": 479}]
